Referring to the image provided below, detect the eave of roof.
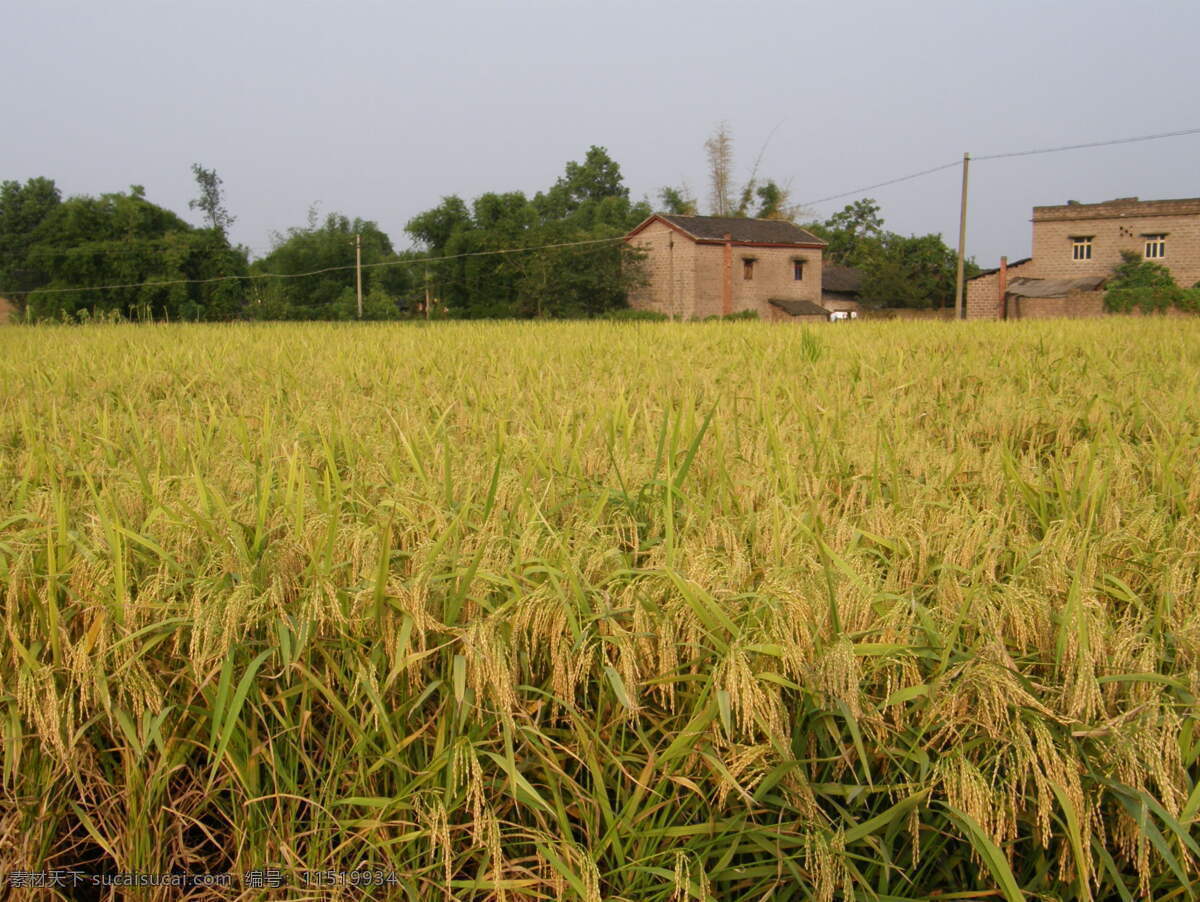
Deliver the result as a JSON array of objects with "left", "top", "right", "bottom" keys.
[
  {"left": 625, "top": 213, "right": 827, "bottom": 248},
  {"left": 1005, "top": 275, "right": 1106, "bottom": 298},
  {"left": 769, "top": 298, "right": 830, "bottom": 318}
]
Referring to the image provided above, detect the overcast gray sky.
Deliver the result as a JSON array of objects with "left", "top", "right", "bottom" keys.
[{"left": 3, "top": 0, "right": 1198, "bottom": 265}]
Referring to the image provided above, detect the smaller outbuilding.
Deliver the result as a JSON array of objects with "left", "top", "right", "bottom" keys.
[
  {"left": 820, "top": 265, "right": 863, "bottom": 314},
  {"left": 1004, "top": 275, "right": 1107, "bottom": 319}
]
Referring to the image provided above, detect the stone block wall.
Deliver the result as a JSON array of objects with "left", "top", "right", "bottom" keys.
[
  {"left": 1008, "top": 290, "right": 1106, "bottom": 319},
  {"left": 625, "top": 220, "right": 696, "bottom": 318},
  {"left": 1032, "top": 198, "right": 1200, "bottom": 285}
]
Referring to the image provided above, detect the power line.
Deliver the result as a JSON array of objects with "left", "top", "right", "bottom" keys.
[
  {"left": 1, "top": 235, "right": 626, "bottom": 297},
  {"left": 799, "top": 160, "right": 962, "bottom": 209},
  {"left": 973, "top": 126, "right": 1200, "bottom": 161},
  {"left": 6, "top": 126, "right": 1197, "bottom": 299},
  {"left": 799, "top": 126, "right": 1200, "bottom": 209}
]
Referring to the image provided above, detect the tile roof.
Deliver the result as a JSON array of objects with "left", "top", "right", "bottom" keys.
[
  {"left": 822, "top": 265, "right": 862, "bottom": 293},
  {"left": 656, "top": 214, "right": 826, "bottom": 246},
  {"left": 769, "top": 298, "right": 830, "bottom": 318},
  {"left": 968, "top": 257, "right": 1033, "bottom": 280},
  {"left": 1006, "top": 276, "right": 1106, "bottom": 298}
]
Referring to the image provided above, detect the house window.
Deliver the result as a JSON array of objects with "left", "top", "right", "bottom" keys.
[
  {"left": 1144, "top": 234, "right": 1167, "bottom": 259},
  {"left": 793, "top": 260, "right": 805, "bottom": 281},
  {"left": 1071, "top": 237, "right": 1092, "bottom": 261},
  {"left": 743, "top": 259, "right": 755, "bottom": 280}
]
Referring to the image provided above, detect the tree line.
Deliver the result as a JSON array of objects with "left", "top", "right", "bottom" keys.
[{"left": 1, "top": 129, "right": 976, "bottom": 321}]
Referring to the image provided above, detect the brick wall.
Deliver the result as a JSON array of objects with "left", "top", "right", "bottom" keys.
[
  {"left": 625, "top": 220, "right": 696, "bottom": 318},
  {"left": 731, "top": 245, "right": 823, "bottom": 318},
  {"left": 967, "top": 271, "right": 1003, "bottom": 320},
  {"left": 965, "top": 259, "right": 1038, "bottom": 319},
  {"left": 1031, "top": 198, "right": 1200, "bottom": 286},
  {"left": 1008, "top": 290, "right": 1106, "bottom": 319},
  {"left": 693, "top": 245, "right": 725, "bottom": 318},
  {"left": 692, "top": 242, "right": 823, "bottom": 319}
]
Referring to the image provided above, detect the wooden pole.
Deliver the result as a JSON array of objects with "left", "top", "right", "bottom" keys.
[
  {"left": 954, "top": 152, "right": 970, "bottom": 320},
  {"left": 355, "top": 233, "right": 363, "bottom": 319}
]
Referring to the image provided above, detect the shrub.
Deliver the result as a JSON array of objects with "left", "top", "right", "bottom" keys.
[
  {"left": 1105, "top": 285, "right": 1184, "bottom": 314},
  {"left": 699, "top": 309, "right": 760, "bottom": 322},
  {"left": 1178, "top": 286, "right": 1200, "bottom": 313},
  {"left": 1108, "top": 250, "right": 1175, "bottom": 290},
  {"left": 1104, "top": 250, "right": 1190, "bottom": 313},
  {"left": 602, "top": 308, "right": 669, "bottom": 321}
]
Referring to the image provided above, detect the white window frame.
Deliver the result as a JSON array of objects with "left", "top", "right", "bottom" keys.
[
  {"left": 1143, "top": 234, "right": 1166, "bottom": 260},
  {"left": 1071, "top": 237, "right": 1093, "bottom": 261}
]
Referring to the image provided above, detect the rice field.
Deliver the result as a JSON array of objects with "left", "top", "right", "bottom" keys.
[{"left": 1, "top": 319, "right": 1198, "bottom": 900}]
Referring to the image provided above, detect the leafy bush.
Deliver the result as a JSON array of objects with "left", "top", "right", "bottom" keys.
[
  {"left": 1105, "top": 285, "right": 1184, "bottom": 314},
  {"left": 1104, "top": 250, "right": 1192, "bottom": 314},
  {"left": 699, "top": 309, "right": 760, "bottom": 321},
  {"left": 1178, "top": 286, "right": 1200, "bottom": 313},
  {"left": 603, "top": 307, "right": 669, "bottom": 321},
  {"left": 1109, "top": 250, "right": 1174, "bottom": 290}
]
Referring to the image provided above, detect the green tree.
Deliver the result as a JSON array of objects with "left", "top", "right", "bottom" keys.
[
  {"left": 820, "top": 198, "right": 885, "bottom": 265},
  {"left": 1103, "top": 250, "right": 1184, "bottom": 313},
  {"left": 859, "top": 232, "right": 969, "bottom": 309},
  {"left": 406, "top": 148, "right": 649, "bottom": 319},
  {"left": 0, "top": 177, "right": 62, "bottom": 310},
  {"left": 658, "top": 185, "right": 698, "bottom": 216},
  {"left": 188, "top": 164, "right": 236, "bottom": 236},
  {"left": 249, "top": 212, "right": 405, "bottom": 319},
  {"left": 21, "top": 186, "right": 248, "bottom": 321},
  {"left": 803, "top": 199, "right": 975, "bottom": 308},
  {"left": 543, "top": 145, "right": 629, "bottom": 214},
  {"left": 753, "top": 181, "right": 789, "bottom": 220}
]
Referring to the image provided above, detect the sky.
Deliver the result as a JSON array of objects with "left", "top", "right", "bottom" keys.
[{"left": 3, "top": 0, "right": 1198, "bottom": 266}]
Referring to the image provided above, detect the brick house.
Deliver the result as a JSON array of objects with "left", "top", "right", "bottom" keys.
[
  {"left": 968, "top": 196, "right": 1200, "bottom": 319},
  {"left": 624, "top": 214, "right": 827, "bottom": 321}
]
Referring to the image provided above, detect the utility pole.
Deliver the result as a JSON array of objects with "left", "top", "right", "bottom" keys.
[
  {"left": 355, "top": 233, "right": 363, "bottom": 319},
  {"left": 954, "top": 152, "right": 970, "bottom": 320}
]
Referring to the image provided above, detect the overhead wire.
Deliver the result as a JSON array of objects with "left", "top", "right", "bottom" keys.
[
  {"left": 972, "top": 126, "right": 1200, "bottom": 161},
  {"left": 6, "top": 235, "right": 627, "bottom": 297},
  {"left": 4, "top": 126, "right": 1198, "bottom": 298},
  {"left": 799, "top": 126, "right": 1200, "bottom": 208}
]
